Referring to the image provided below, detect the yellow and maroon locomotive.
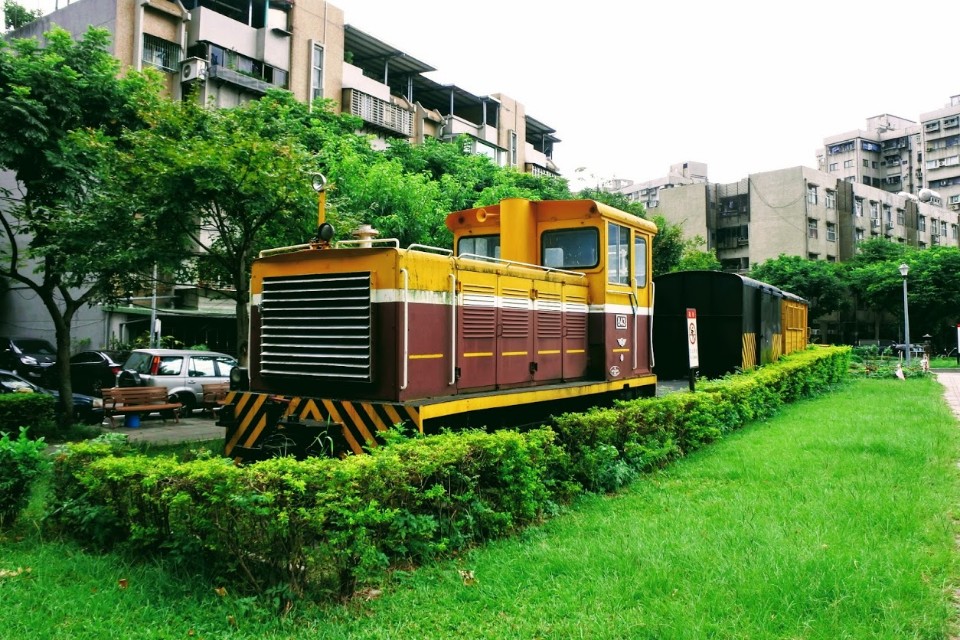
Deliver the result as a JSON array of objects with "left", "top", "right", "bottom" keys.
[{"left": 221, "top": 198, "right": 658, "bottom": 460}]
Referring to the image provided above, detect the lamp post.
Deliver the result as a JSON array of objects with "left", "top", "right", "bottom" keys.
[{"left": 899, "top": 262, "right": 911, "bottom": 365}]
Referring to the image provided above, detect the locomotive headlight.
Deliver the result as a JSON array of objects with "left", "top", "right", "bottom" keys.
[
  {"left": 318, "top": 222, "right": 335, "bottom": 242},
  {"left": 230, "top": 366, "right": 249, "bottom": 391}
]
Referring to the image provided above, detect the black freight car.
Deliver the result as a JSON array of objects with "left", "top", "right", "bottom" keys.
[{"left": 653, "top": 271, "right": 807, "bottom": 380}]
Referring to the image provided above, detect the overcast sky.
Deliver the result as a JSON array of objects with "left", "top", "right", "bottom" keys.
[{"left": 18, "top": 0, "right": 960, "bottom": 188}]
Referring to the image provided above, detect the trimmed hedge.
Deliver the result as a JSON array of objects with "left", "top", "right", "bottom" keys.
[
  {"left": 48, "top": 345, "right": 850, "bottom": 601},
  {"left": 0, "top": 392, "right": 56, "bottom": 437}
]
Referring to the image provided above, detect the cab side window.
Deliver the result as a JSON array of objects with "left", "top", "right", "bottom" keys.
[
  {"left": 607, "top": 223, "right": 631, "bottom": 285},
  {"left": 634, "top": 236, "right": 647, "bottom": 287}
]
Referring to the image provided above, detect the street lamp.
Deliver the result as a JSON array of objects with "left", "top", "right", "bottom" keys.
[{"left": 899, "top": 262, "right": 912, "bottom": 365}]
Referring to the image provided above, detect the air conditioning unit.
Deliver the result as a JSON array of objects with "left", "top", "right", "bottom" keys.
[
  {"left": 180, "top": 58, "right": 207, "bottom": 83},
  {"left": 871, "top": 219, "right": 880, "bottom": 227}
]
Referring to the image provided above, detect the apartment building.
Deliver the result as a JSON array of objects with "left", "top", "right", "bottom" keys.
[
  {"left": 2, "top": 0, "right": 560, "bottom": 351},
  {"left": 818, "top": 96, "right": 960, "bottom": 211},
  {"left": 10, "top": 0, "right": 560, "bottom": 175},
  {"left": 607, "top": 161, "right": 708, "bottom": 211},
  {"left": 657, "top": 166, "right": 958, "bottom": 273}
]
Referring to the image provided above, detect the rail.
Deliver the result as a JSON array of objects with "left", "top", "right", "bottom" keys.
[
  {"left": 334, "top": 238, "right": 401, "bottom": 249},
  {"left": 408, "top": 244, "right": 453, "bottom": 256}
]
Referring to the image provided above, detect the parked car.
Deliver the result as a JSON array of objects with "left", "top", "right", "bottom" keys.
[
  {"left": 69, "top": 349, "right": 129, "bottom": 396},
  {"left": 118, "top": 349, "right": 237, "bottom": 415},
  {"left": 0, "top": 368, "right": 104, "bottom": 425},
  {"left": 0, "top": 336, "right": 57, "bottom": 385}
]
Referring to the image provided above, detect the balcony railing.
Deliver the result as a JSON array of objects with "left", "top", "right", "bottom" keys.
[
  {"left": 207, "top": 65, "right": 271, "bottom": 95},
  {"left": 346, "top": 89, "right": 413, "bottom": 137}
]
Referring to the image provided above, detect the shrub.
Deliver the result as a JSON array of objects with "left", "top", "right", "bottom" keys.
[
  {"left": 0, "top": 392, "right": 57, "bottom": 439},
  {"left": 0, "top": 428, "right": 49, "bottom": 528}
]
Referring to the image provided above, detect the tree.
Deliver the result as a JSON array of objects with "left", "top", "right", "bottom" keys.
[
  {"left": 675, "top": 236, "right": 721, "bottom": 272},
  {"left": 0, "top": 27, "right": 170, "bottom": 421},
  {"left": 4, "top": 0, "right": 39, "bottom": 30},
  {"left": 749, "top": 255, "right": 845, "bottom": 320},
  {"left": 651, "top": 216, "right": 685, "bottom": 277}
]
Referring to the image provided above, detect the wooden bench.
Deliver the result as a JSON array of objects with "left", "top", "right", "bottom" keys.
[
  {"left": 102, "top": 386, "right": 183, "bottom": 428},
  {"left": 200, "top": 382, "right": 230, "bottom": 416}
]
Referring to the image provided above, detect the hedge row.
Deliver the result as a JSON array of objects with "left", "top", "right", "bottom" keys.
[{"left": 48, "top": 345, "right": 850, "bottom": 601}]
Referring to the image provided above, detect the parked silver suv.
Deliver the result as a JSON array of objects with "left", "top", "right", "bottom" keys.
[{"left": 118, "top": 349, "right": 237, "bottom": 415}]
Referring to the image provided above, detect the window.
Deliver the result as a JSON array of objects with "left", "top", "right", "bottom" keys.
[
  {"left": 826, "top": 222, "right": 836, "bottom": 242},
  {"left": 897, "top": 208, "right": 905, "bottom": 225},
  {"left": 844, "top": 159, "right": 855, "bottom": 168},
  {"left": 807, "top": 185, "right": 818, "bottom": 205},
  {"left": 828, "top": 162, "right": 838, "bottom": 171},
  {"left": 541, "top": 228, "right": 599, "bottom": 270},
  {"left": 941, "top": 220, "right": 948, "bottom": 237},
  {"left": 634, "top": 236, "right": 647, "bottom": 287},
  {"left": 825, "top": 190, "right": 836, "bottom": 209},
  {"left": 311, "top": 43, "right": 324, "bottom": 102},
  {"left": 607, "top": 223, "right": 631, "bottom": 285},
  {"left": 863, "top": 159, "right": 869, "bottom": 168},
  {"left": 855, "top": 198, "right": 863, "bottom": 217},
  {"left": 188, "top": 356, "right": 217, "bottom": 377},
  {"left": 883, "top": 205, "right": 892, "bottom": 224},
  {"left": 856, "top": 228, "right": 864, "bottom": 241},
  {"left": 142, "top": 34, "right": 180, "bottom": 73},
  {"left": 952, "top": 224, "right": 958, "bottom": 239},
  {"left": 458, "top": 235, "right": 500, "bottom": 260},
  {"left": 807, "top": 218, "right": 818, "bottom": 239},
  {"left": 509, "top": 130, "right": 518, "bottom": 167},
  {"left": 919, "top": 215, "right": 926, "bottom": 231}
]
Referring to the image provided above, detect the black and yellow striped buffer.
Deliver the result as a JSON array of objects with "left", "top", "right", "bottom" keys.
[{"left": 222, "top": 391, "right": 422, "bottom": 457}]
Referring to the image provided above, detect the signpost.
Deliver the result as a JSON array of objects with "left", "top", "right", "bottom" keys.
[{"left": 687, "top": 308, "right": 699, "bottom": 392}]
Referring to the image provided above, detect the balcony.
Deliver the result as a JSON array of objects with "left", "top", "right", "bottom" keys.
[
  {"left": 207, "top": 65, "right": 271, "bottom": 95},
  {"left": 345, "top": 88, "right": 413, "bottom": 137}
]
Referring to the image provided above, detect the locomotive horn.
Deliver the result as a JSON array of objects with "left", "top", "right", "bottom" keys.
[{"left": 475, "top": 208, "right": 499, "bottom": 222}]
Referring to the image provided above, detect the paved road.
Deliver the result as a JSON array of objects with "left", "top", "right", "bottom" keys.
[{"left": 105, "top": 371, "right": 960, "bottom": 447}]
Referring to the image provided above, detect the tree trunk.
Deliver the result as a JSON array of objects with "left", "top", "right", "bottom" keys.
[{"left": 236, "top": 281, "right": 250, "bottom": 367}]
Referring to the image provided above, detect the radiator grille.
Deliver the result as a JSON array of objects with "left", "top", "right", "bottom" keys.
[{"left": 260, "top": 272, "right": 372, "bottom": 381}]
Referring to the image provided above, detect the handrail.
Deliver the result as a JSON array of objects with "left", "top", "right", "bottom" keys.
[
  {"left": 334, "top": 238, "right": 400, "bottom": 249},
  {"left": 628, "top": 290, "right": 639, "bottom": 371},
  {"left": 259, "top": 242, "right": 317, "bottom": 258},
  {"left": 649, "top": 281, "right": 656, "bottom": 369},
  {"left": 408, "top": 243, "right": 453, "bottom": 256},
  {"left": 400, "top": 268, "right": 409, "bottom": 390},
  {"left": 449, "top": 273, "right": 457, "bottom": 386},
  {"left": 456, "top": 253, "right": 586, "bottom": 278}
]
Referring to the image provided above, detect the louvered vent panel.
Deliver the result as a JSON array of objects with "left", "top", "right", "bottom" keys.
[
  {"left": 536, "top": 293, "right": 563, "bottom": 338},
  {"left": 565, "top": 297, "right": 588, "bottom": 339},
  {"left": 260, "top": 272, "right": 372, "bottom": 381},
  {"left": 461, "top": 283, "right": 496, "bottom": 338}
]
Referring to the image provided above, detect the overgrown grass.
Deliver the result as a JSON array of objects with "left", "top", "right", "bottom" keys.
[{"left": 3, "top": 377, "right": 959, "bottom": 639}]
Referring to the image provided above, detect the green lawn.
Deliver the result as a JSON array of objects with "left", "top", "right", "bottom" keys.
[{"left": 3, "top": 376, "right": 959, "bottom": 639}]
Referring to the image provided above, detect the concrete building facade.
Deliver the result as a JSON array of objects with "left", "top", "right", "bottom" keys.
[
  {"left": 818, "top": 96, "right": 960, "bottom": 210},
  {"left": 657, "top": 166, "right": 957, "bottom": 273}
]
